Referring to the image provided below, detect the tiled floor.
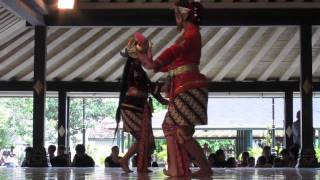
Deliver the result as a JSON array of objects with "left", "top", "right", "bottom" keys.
[{"left": 0, "top": 167, "right": 319, "bottom": 180}]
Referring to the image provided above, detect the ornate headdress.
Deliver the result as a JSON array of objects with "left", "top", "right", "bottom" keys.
[
  {"left": 174, "top": 0, "right": 203, "bottom": 24},
  {"left": 121, "top": 32, "right": 152, "bottom": 59}
]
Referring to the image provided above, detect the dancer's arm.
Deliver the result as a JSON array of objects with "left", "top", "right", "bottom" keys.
[
  {"left": 149, "top": 82, "right": 169, "bottom": 105},
  {"left": 138, "top": 33, "right": 193, "bottom": 72}
]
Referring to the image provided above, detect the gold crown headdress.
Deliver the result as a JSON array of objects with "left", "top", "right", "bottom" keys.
[{"left": 121, "top": 32, "right": 152, "bottom": 59}]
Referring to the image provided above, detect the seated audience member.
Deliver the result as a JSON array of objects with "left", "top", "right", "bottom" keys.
[
  {"left": 248, "top": 157, "right": 255, "bottom": 167},
  {"left": 1, "top": 151, "right": 9, "bottom": 166},
  {"left": 257, "top": 146, "right": 275, "bottom": 167},
  {"left": 48, "top": 145, "right": 56, "bottom": 166},
  {"left": 51, "top": 145, "right": 70, "bottom": 167},
  {"left": 202, "top": 143, "right": 212, "bottom": 158},
  {"left": 213, "top": 149, "right": 227, "bottom": 167},
  {"left": 151, "top": 161, "right": 159, "bottom": 167},
  {"left": 238, "top": 151, "right": 249, "bottom": 167},
  {"left": 280, "top": 149, "right": 291, "bottom": 167},
  {"left": 208, "top": 153, "right": 215, "bottom": 167},
  {"left": 72, "top": 144, "right": 95, "bottom": 167},
  {"left": 288, "top": 144, "right": 300, "bottom": 167},
  {"left": 105, "top": 146, "right": 121, "bottom": 167},
  {"left": 256, "top": 156, "right": 267, "bottom": 168},
  {"left": 151, "top": 155, "right": 159, "bottom": 167},
  {"left": 227, "top": 157, "right": 237, "bottom": 168},
  {"left": 21, "top": 147, "right": 33, "bottom": 167}
]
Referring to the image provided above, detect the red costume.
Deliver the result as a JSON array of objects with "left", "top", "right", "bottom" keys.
[
  {"left": 154, "top": 23, "right": 207, "bottom": 100},
  {"left": 153, "top": 23, "right": 208, "bottom": 176}
]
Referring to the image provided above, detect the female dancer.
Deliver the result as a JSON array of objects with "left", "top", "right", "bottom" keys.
[
  {"left": 116, "top": 32, "right": 167, "bottom": 173},
  {"left": 138, "top": 0, "right": 212, "bottom": 177}
]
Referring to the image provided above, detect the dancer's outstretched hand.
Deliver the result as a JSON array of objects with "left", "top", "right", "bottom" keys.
[{"left": 137, "top": 47, "right": 155, "bottom": 69}]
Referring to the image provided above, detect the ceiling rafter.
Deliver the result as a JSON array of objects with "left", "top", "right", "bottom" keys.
[
  {"left": 20, "top": 28, "right": 100, "bottom": 81},
  {"left": 280, "top": 28, "right": 320, "bottom": 80},
  {"left": 201, "top": 27, "right": 249, "bottom": 79},
  {"left": 213, "top": 27, "right": 268, "bottom": 81},
  {"left": 199, "top": 27, "right": 230, "bottom": 70},
  {"left": 47, "top": 28, "right": 102, "bottom": 79},
  {"left": 236, "top": 27, "right": 287, "bottom": 81},
  {"left": 84, "top": 27, "right": 139, "bottom": 81},
  {"left": 0, "top": 21, "right": 26, "bottom": 47},
  {"left": 0, "top": 30, "right": 34, "bottom": 57},
  {"left": 0, "top": 29, "right": 57, "bottom": 77},
  {"left": 62, "top": 27, "right": 121, "bottom": 80},
  {"left": 1, "top": 28, "right": 81, "bottom": 80},
  {"left": 258, "top": 29, "right": 299, "bottom": 81}
]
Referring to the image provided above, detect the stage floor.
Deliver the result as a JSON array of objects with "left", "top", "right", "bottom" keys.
[{"left": 0, "top": 167, "right": 319, "bottom": 179}]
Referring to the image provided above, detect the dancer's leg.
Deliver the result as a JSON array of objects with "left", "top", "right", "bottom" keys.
[
  {"left": 177, "top": 127, "right": 212, "bottom": 177},
  {"left": 120, "top": 143, "right": 138, "bottom": 173},
  {"left": 182, "top": 138, "right": 212, "bottom": 177},
  {"left": 163, "top": 135, "right": 180, "bottom": 177}
]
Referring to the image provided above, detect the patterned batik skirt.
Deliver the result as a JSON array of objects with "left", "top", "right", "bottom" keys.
[
  {"left": 164, "top": 88, "right": 208, "bottom": 126},
  {"left": 121, "top": 109, "right": 143, "bottom": 139}
]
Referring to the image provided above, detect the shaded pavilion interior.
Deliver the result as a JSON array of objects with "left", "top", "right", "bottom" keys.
[{"left": 1, "top": 0, "right": 320, "bottom": 171}]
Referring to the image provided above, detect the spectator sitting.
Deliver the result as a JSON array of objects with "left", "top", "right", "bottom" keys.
[
  {"left": 256, "top": 156, "right": 267, "bottom": 168},
  {"left": 21, "top": 147, "right": 33, "bottom": 167},
  {"left": 1, "top": 151, "right": 9, "bottom": 166},
  {"left": 105, "top": 146, "right": 121, "bottom": 167},
  {"left": 238, "top": 151, "right": 249, "bottom": 167},
  {"left": 202, "top": 143, "right": 211, "bottom": 158},
  {"left": 213, "top": 149, "right": 227, "bottom": 167},
  {"left": 51, "top": 145, "right": 70, "bottom": 167},
  {"left": 151, "top": 161, "right": 159, "bottom": 167},
  {"left": 72, "top": 144, "right": 95, "bottom": 167},
  {"left": 227, "top": 157, "right": 237, "bottom": 168},
  {"left": 208, "top": 153, "right": 215, "bottom": 167},
  {"left": 280, "top": 149, "right": 291, "bottom": 167},
  {"left": 48, "top": 145, "right": 56, "bottom": 166},
  {"left": 151, "top": 155, "right": 159, "bottom": 167},
  {"left": 257, "top": 146, "right": 275, "bottom": 167},
  {"left": 248, "top": 157, "right": 255, "bottom": 167}
]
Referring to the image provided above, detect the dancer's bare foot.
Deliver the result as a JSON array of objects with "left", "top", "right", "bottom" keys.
[
  {"left": 119, "top": 159, "right": 133, "bottom": 173},
  {"left": 191, "top": 168, "right": 213, "bottom": 178},
  {"left": 163, "top": 169, "right": 184, "bottom": 177}
]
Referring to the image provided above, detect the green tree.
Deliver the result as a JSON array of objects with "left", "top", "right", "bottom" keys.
[
  {"left": 5, "top": 98, "right": 33, "bottom": 145},
  {"left": 69, "top": 98, "right": 118, "bottom": 145},
  {"left": 0, "top": 103, "right": 11, "bottom": 148}
]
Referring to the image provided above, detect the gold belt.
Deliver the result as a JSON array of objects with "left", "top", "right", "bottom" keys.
[{"left": 168, "top": 64, "right": 198, "bottom": 77}]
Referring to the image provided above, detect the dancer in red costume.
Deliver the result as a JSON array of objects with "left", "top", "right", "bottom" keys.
[
  {"left": 116, "top": 32, "right": 168, "bottom": 173},
  {"left": 138, "top": 0, "right": 212, "bottom": 177}
]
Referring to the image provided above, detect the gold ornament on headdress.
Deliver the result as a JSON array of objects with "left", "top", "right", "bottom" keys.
[{"left": 124, "top": 36, "right": 153, "bottom": 59}]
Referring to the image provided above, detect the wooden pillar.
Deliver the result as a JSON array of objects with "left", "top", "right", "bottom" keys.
[
  {"left": 31, "top": 26, "right": 47, "bottom": 167},
  {"left": 58, "top": 91, "right": 67, "bottom": 147},
  {"left": 298, "top": 24, "right": 317, "bottom": 167},
  {"left": 284, "top": 91, "right": 294, "bottom": 149}
]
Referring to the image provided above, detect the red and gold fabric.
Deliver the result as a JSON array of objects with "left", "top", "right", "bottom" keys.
[{"left": 153, "top": 23, "right": 207, "bottom": 100}]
